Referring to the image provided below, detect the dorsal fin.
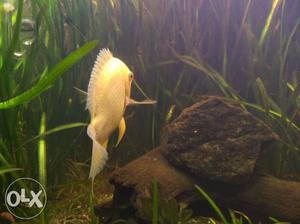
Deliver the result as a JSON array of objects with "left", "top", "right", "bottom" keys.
[{"left": 86, "top": 48, "right": 113, "bottom": 112}]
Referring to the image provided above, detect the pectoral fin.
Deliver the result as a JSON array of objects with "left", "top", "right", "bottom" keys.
[
  {"left": 116, "top": 117, "right": 126, "bottom": 147},
  {"left": 74, "top": 87, "right": 88, "bottom": 104},
  {"left": 126, "top": 97, "right": 157, "bottom": 106}
]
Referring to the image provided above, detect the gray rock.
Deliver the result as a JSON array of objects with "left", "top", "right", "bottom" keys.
[{"left": 161, "top": 96, "right": 277, "bottom": 184}]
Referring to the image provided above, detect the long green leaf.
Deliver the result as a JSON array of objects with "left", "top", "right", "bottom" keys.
[
  {"left": 0, "top": 40, "right": 98, "bottom": 109},
  {"left": 258, "top": 0, "right": 280, "bottom": 48},
  {"left": 0, "top": 167, "right": 22, "bottom": 175},
  {"left": 38, "top": 112, "right": 47, "bottom": 188},
  {"left": 232, "top": 210, "right": 253, "bottom": 224},
  {"left": 195, "top": 185, "right": 229, "bottom": 224},
  {"left": 0, "top": 0, "right": 23, "bottom": 98},
  {"left": 175, "top": 54, "right": 241, "bottom": 101},
  {"left": 20, "top": 122, "right": 88, "bottom": 148},
  {"left": 38, "top": 112, "right": 47, "bottom": 224},
  {"left": 152, "top": 178, "right": 159, "bottom": 224}
]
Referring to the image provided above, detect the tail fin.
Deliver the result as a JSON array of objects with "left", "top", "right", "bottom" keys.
[{"left": 87, "top": 125, "right": 108, "bottom": 179}]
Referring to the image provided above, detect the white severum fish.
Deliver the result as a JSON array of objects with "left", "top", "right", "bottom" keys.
[{"left": 86, "top": 49, "right": 155, "bottom": 180}]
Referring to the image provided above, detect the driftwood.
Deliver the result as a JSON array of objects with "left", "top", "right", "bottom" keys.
[
  {"left": 96, "top": 96, "right": 300, "bottom": 222},
  {"left": 109, "top": 148, "right": 300, "bottom": 223}
]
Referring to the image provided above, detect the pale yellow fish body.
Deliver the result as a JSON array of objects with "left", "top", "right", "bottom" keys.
[{"left": 87, "top": 49, "right": 133, "bottom": 179}]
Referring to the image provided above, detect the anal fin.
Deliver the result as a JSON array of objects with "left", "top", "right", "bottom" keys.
[
  {"left": 87, "top": 124, "right": 108, "bottom": 179},
  {"left": 116, "top": 117, "right": 126, "bottom": 147},
  {"left": 89, "top": 139, "right": 108, "bottom": 179},
  {"left": 103, "top": 139, "right": 109, "bottom": 149}
]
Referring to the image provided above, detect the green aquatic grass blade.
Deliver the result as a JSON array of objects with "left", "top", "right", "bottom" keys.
[
  {"left": 152, "top": 178, "right": 158, "bottom": 224},
  {"left": 256, "top": 77, "right": 282, "bottom": 116},
  {"left": 195, "top": 185, "right": 229, "bottom": 224},
  {"left": 224, "top": 98, "right": 300, "bottom": 136},
  {"left": 279, "top": 17, "right": 300, "bottom": 115},
  {"left": 38, "top": 112, "right": 47, "bottom": 224},
  {"left": 38, "top": 112, "right": 47, "bottom": 188},
  {"left": 0, "top": 167, "right": 22, "bottom": 175},
  {"left": 0, "top": 141, "right": 24, "bottom": 182},
  {"left": 272, "top": 222, "right": 291, "bottom": 224},
  {"left": 269, "top": 216, "right": 290, "bottom": 224},
  {"left": 175, "top": 53, "right": 242, "bottom": 101},
  {"left": 133, "top": 79, "right": 153, "bottom": 99},
  {"left": 280, "top": 18, "right": 300, "bottom": 78},
  {"left": 258, "top": 0, "right": 280, "bottom": 48},
  {"left": 0, "top": 0, "right": 23, "bottom": 98},
  {"left": 35, "top": 0, "right": 54, "bottom": 37},
  {"left": 20, "top": 122, "right": 88, "bottom": 148},
  {"left": 229, "top": 209, "right": 238, "bottom": 224},
  {"left": 88, "top": 187, "right": 98, "bottom": 224},
  {"left": 256, "top": 77, "right": 270, "bottom": 116},
  {"left": 208, "top": 218, "right": 217, "bottom": 224},
  {"left": 0, "top": 142, "right": 11, "bottom": 166},
  {"left": 232, "top": 210, "right": 253, "bottom": 224},
  {"left": 231, "top": 0, "right": 252, "bottom": 62},
  {"left": 0, "top": 40, "right": 98, "bottom": 109}
]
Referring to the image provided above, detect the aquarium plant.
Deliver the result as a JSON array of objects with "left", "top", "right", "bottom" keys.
[{"left": 0, "top": 0, "right": 299, "bottom": 223}]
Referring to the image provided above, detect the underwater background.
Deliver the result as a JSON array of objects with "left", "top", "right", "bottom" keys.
[{"left": 0, "top": 0, "right": 300, "bottom": 223}]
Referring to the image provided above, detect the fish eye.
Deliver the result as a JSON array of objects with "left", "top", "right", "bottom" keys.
[{"left": 129, "top": 73, "right": 134, "bottom": 80}]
